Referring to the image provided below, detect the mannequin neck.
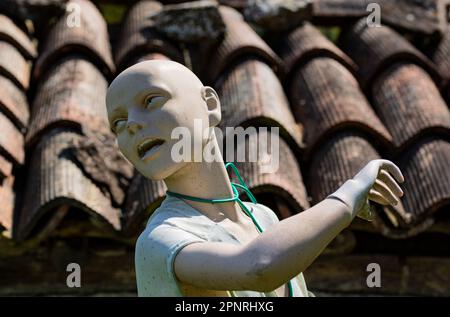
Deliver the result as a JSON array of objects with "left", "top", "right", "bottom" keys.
[{"left": 163, "top": 134, "right": 245, "bottom": 223}]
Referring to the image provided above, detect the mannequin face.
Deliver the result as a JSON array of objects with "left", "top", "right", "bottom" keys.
[{"left": 106, "top": 60, "right": 221, "bottom": 180}]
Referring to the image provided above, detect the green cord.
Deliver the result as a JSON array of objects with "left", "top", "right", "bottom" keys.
[{"left": 165, "top": 162, "right": 294, "bottom": 297}]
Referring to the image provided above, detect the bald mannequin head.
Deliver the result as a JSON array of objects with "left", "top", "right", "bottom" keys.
[{"left": 106, "top": 60, "right": 222, "bottom": 180}]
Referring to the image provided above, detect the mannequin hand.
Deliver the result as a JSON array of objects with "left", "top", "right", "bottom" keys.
[{"left": 327, "top": 160, "right": 404, "bottom": 221}]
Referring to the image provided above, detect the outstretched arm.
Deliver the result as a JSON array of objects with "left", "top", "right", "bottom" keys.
[{"left": 173, "top": 160, "right": 404, "bottom": 292}]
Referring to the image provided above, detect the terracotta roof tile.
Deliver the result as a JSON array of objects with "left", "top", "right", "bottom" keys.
[
  {"left": 231, "top": 128, "right": 309, "bottom": 215},
  {"left": 288, "top": 57, "right": 392, "bottom": 154},
  {"left": 0, "top": 75, "right": 29, "bottom": 130},
  {"left": 432, "top": 32, "right": 450, "bottom": 100},
  {"left": 33, "top": 0, "right": 115, "bottom": 80},
  {"left": 26, "top": 55, "right": 110, "bottom": 147},
  {"left": 313, "top": 0, "right": 447, "bottom": 35},
  {"left": 114, "top": 0, "right": 182, "bottom": 71},
  {"left": 19, "top": 128, "right": 122, "bottom": 240},
  {"left": 0, "top": 41, "right": 31, "bottom": 90},
  {"left": 207, "top": 5, "right": 282, "bottom": 83},
  {"left": 340, "top": 18, "right": 440, "bottom": 91},
  {"left": 0, "top": 155, "right": 13, "bottom": 179},
  {"left": 279, "top": 22, "right": 356, "bottom": 80},
  {"left": 399, "top": 138, "right": 450, "bottom": 224},
  {"left": 216, "top": 58, "right": 303, "bottom": 152},
  {"left": 0, "top": 111, "right": 25, "bottom": 165},
  {"left": 0, "top": 14, "right": 37, "bottom": 59},
  {"left": 371, "top": 62, "right": 450, "bottom": 149}
]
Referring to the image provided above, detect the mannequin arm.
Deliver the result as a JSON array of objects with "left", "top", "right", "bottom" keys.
[{"left": 174, "top": 160, "right": 404, "bottom": 292}]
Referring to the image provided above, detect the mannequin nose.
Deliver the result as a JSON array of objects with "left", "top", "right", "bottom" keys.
[{"left": 127, "top": 120, "right": 143, "bottom": 134}]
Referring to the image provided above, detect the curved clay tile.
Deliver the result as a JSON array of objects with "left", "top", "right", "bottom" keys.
[
  {"left": 307, "top": 132, "right": 415, "bottom": 237},
  {"left": 114, "top": 0, "right": 182, "bottom": 72},
  {"left": 19, "top": 128, "right": 122, "bottom": 241},
  {"left": 0, "top": 111, "right": 24, "bottom": 165},
  {"left": 123, "top": 173, "right": 167, "bottom": 235},
  {"left": 432, "top": 33, "right": 450, "bottom": 100},
  {"left": 279, "top": 22, "right": 356, "bottom": 81},
  {"left": 372, "top": 62, "right": 450, "bottom": 149},
  {"left": 0, "top": 154, "right": 12, "bottom": 179},
  {"left": 208, "top": 5, "right": 282, "bottom": 83},
  {"left": 399, "top": 138, "right": 450, "bottom": 225},
  {"left": 0, "top": 75, "right": 29, "bottom": 130},
  {"left": 0, "top": 41, "right": 31, "bottom": 90},
  {"left": 33, "top": 0, "right": 114, "bottom": 80},
  {"left": 26, "top": 55, "right": 110, "bottom": 147},
  {"left": 289, "top": 57, "right": 392, "bottom": 154},
  {"left": 0, "top": 14, "right": 36, "bottom": 59},
  {"left": 216, "top": 58, "right": 303, "bottom": 152},
  {"left": 230, "top": 128, "right": 309, "bottom": 216},
  {"left": 0, "top": 176, "right": 14, "bottom": 239},
  {"left": 339, "top": 18, "right": 440, "bottom": 91}
]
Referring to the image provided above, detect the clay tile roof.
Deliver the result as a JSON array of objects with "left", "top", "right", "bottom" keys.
[
  {"left": 26, "top": 55, "right": 110, "bottom": 147},
  {"left": 207, "top": 5, "right": 282, "bottom": 83},
  {"left": 33, "top": 0, "right": 115, "bottom": 80},
  {"left": 19, "top": 128, "right": 123, "bottom": 240},
  {"left": 0, "top": 14, "right": 37, "bottom": 59},
  {"left": 0, "top": 155, "right": 13, "bottom": 179},
  {"left": 216, "top": 57, "right": 303, "bottom": 152},
  {"left": 0, "top": 0, "right": 448, "bottom": 255},
  {"left": 339, "top": 18, "right": 440, "bottom": 91},
  {"left": 0, "top": 41, "right": 31, "bottom": 90},
  {"left": 0, "top": 111, "right": 25, "bottom": 165},
  {"left": 399, "top": 138, "right": 450, "bottom": 224},
  {"left": 432, "top": 32, "right": 450, "bottom": 99},
  {"left": 288, "top": 56, "right": 392, "bottom": 154},
  {"left": 279, "top": 22, "right": 357, "bottom": 80},
  {"left": 114, "top": 0, "right": 182, "bottom": 71},
  {"left": 0, "top": 75, "right": 29, "bottom": 130},
  {"left": 371, "top": 62, "right": 450, "bottom": 149}
]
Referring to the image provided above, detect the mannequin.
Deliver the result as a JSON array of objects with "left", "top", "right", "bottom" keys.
[{"left": 106, "top": 60, "right": 404, "bottom": 297}]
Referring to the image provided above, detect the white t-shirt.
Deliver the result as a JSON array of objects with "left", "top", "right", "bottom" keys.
[{"left": 135, "top": 194, "right": 310, "bottom": 297}]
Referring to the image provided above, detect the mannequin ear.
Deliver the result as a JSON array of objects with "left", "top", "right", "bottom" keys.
[{"left": 202, "top": 86, "right": 221, "bottom": 127}]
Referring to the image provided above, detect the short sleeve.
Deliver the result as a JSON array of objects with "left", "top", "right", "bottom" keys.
[{"left": 135, "top": 223, "right": 205, "bottom": 297}]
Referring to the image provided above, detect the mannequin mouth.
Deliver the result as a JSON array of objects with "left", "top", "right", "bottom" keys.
[{"left": 137, "top": 138, "right": 165, "bottom": 160}]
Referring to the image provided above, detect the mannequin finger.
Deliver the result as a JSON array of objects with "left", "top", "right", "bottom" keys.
[
  {"left": 373, "top": 180, "right": 399, "bottom": 206},
  {"left": 378, "top": 170, "right": 404, "bottom": 197},
  {"left": 368, "top": 189, "right": 390, "bottom": 205},
  {"left": 378, "top": 160, "right": 405, "bottom": 183}
]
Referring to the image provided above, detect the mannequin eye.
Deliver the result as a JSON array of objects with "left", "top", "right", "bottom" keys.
[
  {"left": 144, "top": 95, "right": 164, "bottom": 108},
  {"left": 112, "top": 118, "right": 127, "bottom": 133}
]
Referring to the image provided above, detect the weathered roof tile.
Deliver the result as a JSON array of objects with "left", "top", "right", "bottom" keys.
[
  {"left": 0, "top": 111, "right": 25, "bottom": 165},
  {"left": 216, "top": 57, "right": 303, "bottom": 152},
  {"left": 371, "top": 62, "right": 450, "bottom": 149},
  {"left": 340, "top": 18, "right": 440, "bottom": 91},
  {"left": 26, "top": 55, "right": 110, "bottom": 147},
  {"left": 288, "top": 57, "right": 392, "bottom": 154},
  {"left": 114, "top": 0, "right": 182, "bottom": 71},
  {"left": 0, "top": 75, "right": 29, "bottom": 130},
  {"left": 207, "top": 5, "right": 282, "bottom": 83},
  {"left": 33, "top": 0, "right": 114, "bottom": 80},
  {"left": 0, "top": 14, "right": 36, "bottom": 59},
  {"left": 19, "top": 128, "right": 122, "bottom": 240},
  {"left": 279, "top": 22, "right": 356, "bottom": 80},
  {"left": 0, "top": 41, "right": 31, "bottom": 90}
]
